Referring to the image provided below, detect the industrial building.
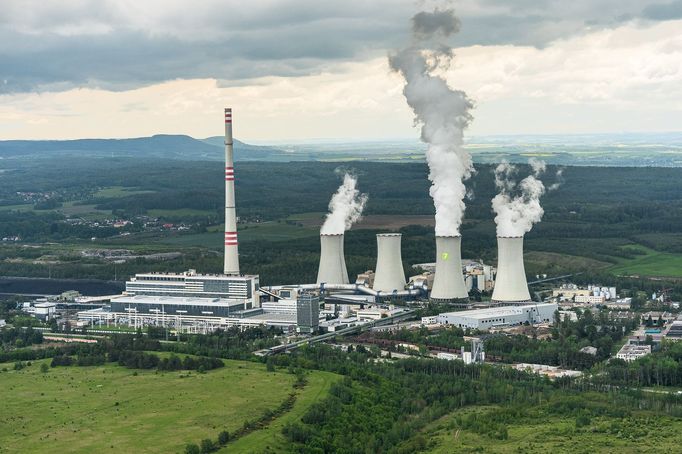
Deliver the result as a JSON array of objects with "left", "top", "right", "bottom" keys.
[
  {"left": 616, "top": 344, "right": 651, "bottom": 362},
  {"left": 436, "top": 303, "right": 557, "bottom": 330},
  {"left": 429, "top": 235, "right": 468, "bottom": 303},
  {"left": 125, "top": 270, "right": 260, "bottom": 308},
  {"left": 491, "top": 236, "right": 531, "bottom": 304}
]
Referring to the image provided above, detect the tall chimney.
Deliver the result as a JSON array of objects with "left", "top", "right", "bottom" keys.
[
  {"left": 223, "top": 108, "right": 240, "bottom": 275},
  {"left": 491, "top": 236, "right": 531, "bottom": 304},
  {"left": 430, "top": 235, "right": 469, "bottom": 302},
  {"left": 316, "top": 234, "right": 350, "bottom": 285},
  {"left": 373, "top": 233, "right": 406, "bottom": 293}
]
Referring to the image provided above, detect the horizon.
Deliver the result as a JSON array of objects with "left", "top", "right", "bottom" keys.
[{"left": 2, "top": 1, "right": 682, "bottom": 142}]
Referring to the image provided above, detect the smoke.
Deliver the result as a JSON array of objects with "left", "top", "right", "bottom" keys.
[
  {"left": 492, "top": 160, "right": 547, "bottom": 237},
  {"left": 320, "top": 172, "right": 368, "bottom": 235},
  {"left": 389, "top": 8, "right": 474, "bottom": 236},
  {"left": 548, "top": 168, "right": 564, "bottom": 191}
]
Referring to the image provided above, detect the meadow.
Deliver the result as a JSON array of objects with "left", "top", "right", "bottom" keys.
[
  {"left": 0, "top": 358, "right": 336, "bottom": 453},
  {"left": 424, "top": 403, "right": 682, "bottom": 454}
]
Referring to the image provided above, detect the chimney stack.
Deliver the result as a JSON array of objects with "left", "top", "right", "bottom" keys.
[
  {"left": 430, "top": 235, "right": 468, "bottom": 302},
  {"left": 491, "top": 236, "right": 531, "bottom": 304},
  {"left": 223, "top": 108, "right": 240, "bottom": 275},
  {"left": 373, "top": 233, "right": 406, "bottom": 293},
  {"left": 316, "top": 234, "right": 349, "bottom": 285}
]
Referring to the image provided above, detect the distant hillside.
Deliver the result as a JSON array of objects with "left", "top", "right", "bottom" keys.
[{"left": 0, "top": 135, "right": 288, "bottom": 161}]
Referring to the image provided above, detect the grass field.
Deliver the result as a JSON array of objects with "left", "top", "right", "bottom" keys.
[
  {"left": 223, "top": 370, "right": 339, "bottom": 453},
  {"left": 93, "top": 186, "right": 157, "bottom": 198},
  {"left": 608, "top": 245, "right": 682, "bottom": 278},
  {"left": 0, "top": 359, "right": 334, "bottom": 453},
  {"left": 424, "top": 405, "right": 682, "bottom": 453}
]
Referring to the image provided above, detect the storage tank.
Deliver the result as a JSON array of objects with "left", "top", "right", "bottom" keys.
[
  {"left": 491, "top": 236, "right": 531, "bottom": 304},
  {"left": 430, "top": 235, "right": 468, "bottom": 302},
  {"left": 373, "top": 233, "right": 406, "bottom": 293}
]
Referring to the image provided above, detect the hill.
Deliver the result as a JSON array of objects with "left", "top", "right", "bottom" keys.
[{"left": 0, "top": 135, "right": 287, "bottom": 161}]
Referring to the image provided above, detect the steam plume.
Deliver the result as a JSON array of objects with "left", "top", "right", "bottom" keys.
[
  {"left": 389, "top": 8, "right": 474, "bottom": 236},
  {"left": 320, "top": 172, "right": 368, "bottom": 234},
  {"left": 492, "top": 160, "right": 547, "bottom": 237}
]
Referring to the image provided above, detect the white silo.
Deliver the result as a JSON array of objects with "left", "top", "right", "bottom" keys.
[
  {"left": 430, "top": 236, "right": 468, "bottom": 302},
  {"left": 491, "top": 236, "right": 531, "bottom": 304},
  {"left": 373, "top": 233, "right": 406, "bottom": 292},
  {"left": 316, "top": 234, "right": 349, "bottom": 285}
]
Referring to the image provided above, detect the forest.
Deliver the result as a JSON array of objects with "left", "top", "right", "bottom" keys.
[{"left": 1, "top": 156, "right": 682, "bottom": 297}]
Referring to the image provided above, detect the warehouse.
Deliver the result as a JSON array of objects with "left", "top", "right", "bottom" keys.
[{"left": 437, "top": 303, "right": 558, "bottom": 330}]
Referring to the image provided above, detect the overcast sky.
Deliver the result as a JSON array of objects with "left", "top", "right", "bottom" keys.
[{"left": 1, "top": 0, "right": 682, "bottom": 141}]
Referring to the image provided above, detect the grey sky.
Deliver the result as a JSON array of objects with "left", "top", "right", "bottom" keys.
[
  {"left": 1, "top": 0, "right": 681, "bottom": 140},
  {"left": 0, "top": 0, "right": 678, "bottom": 92}
]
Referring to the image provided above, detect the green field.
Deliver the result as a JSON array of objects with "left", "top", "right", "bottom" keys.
[
  {"left": 608, "top": 245, "right": 682, "bottom": 278},
  {"left": 424, "top": 405, "right": 682, "bottom": 454},
  {"left": 93, "top": 186, "right": 157, "bottom": 198},
  {"left": 223, "top": 370, "right": 339, "bottom": 453},
  {"left": 0, "top": 359, "right": 334, "bottom": 453}
]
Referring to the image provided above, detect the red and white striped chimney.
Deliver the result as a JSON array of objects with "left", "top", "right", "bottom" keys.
[{"left": 223, "top": 108, "right": 240, "bottom": 275}]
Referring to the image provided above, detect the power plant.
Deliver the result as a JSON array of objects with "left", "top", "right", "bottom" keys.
[
  {"left": 316, "top": 234, "right": 349, "bottom": 285},
  {"left": 373, "top": 234, "right": 406, "bottom": 293},
  {"left": 78, "top": 109, "right": 543, "bottom": 334},
  {"left": 430, "top": 235, "right": 468, "bottom": 303},
  {"left": 491, "top": 236, "right": 531, "bottom": 304}
]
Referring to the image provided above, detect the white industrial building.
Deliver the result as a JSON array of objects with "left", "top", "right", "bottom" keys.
[
  {"left": 437, "top": 303, "right": 558, "bottom": 330},
  {"left": 616, "top": 344, "right": 651, "bottom": 362}
]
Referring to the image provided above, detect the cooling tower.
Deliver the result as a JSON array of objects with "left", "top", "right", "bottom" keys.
[
  {"left": 430, "top": 235, "right": 469, "bottom": 302},
  {"left": 373, "top": 233, "right": 406, "bottom": 293},
  {"left": 491, "top": 236, "right": 531, "bottom": 304},
  {"left": 223, "top": 108, "right": 240, "bottom": 275},
  {"left": 316, "top": 234, "right": 349, "bottom": 285}
]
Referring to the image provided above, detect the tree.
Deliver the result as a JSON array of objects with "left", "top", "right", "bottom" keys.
[
  {"left": 217, "top": 431, "right": 230, "bottom": 445},
  {"left": 40, "top": 363, "right": 49, "bottom": 373},
  {"left": 200, "top": 438, "right": 215, "bottom": 453},
  {"left": 184, "top": 444, "right": 200, "bottom": 454}
]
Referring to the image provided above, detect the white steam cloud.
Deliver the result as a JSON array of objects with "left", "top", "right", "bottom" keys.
[
  {"left": 492, "top": 159, "right": 549, "bottom": 237},
  {"left": 389, "top": 8, "right": 474, "bottom": 236},
  {"left": 320, "top": 172, "right": 368, "bottom": 235}
]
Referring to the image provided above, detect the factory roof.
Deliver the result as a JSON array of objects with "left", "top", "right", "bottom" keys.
[
  {"left": 113, "top": 295, "right": 247, "bottom": 307},
  {"left": 131, "top": 271, "right": 258, "bottom": 280},
  {"left": 439, "top": 303, "right": 556, "bottom": 320},
  {"left": 241, "top": 312, "right": 297, "bottom": 323}
]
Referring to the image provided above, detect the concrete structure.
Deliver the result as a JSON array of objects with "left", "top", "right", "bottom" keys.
[
  {"left": 437, "top": 303, "right": 557, "bottom": 330},
  {"left": 223, "top": 107, "right": 240, "bottom": 275},
  {"left": 513, "top": 363, "right": 582, "bottom": 378},
  {"left": 316, "top": 234, "right": 349, "bottom": 285},
  {"left": 430, "top": 235, "right": 468, "bottom": 302},
  {"left": 355, "top": 270, "right": 375, "bottom": 287},
  {"left": 491, "top": 236, "right": 531, "bottom": 304},
  {"left": 421, "top": 316, "right": 438, "bottom": 325},
  {"left": 616, "top": 344, "right": 651, "bottom": 362},
  {"left": 372, "top": 234, "right": 406, "bottom": 293},
  {"left": 575, "top": 294, "right": 606, "bottom": 304},
  {"left": 296, "top": 292, "right": 320, "bottom": 334},
  {"left": 33, "top": 302, "right": 57, "bottom": 321},
  {"left": 126, "top": 270, "right": 259, "bottom": 308}
]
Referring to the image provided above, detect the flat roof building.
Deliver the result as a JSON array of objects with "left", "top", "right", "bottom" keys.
[
  {"left": 126, "top": 269, "right": 259, "bottom": 308},
  {"left": 437, "top": 303, "right": 557, "bottom": 330}
]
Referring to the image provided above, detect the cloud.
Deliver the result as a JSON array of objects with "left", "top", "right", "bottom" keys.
[
  {"left": 1, "top": 0, "right": 680, "bottom": 93},
  {"left": 642, "top": 1, "right": 682, "bottom": 20}
]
